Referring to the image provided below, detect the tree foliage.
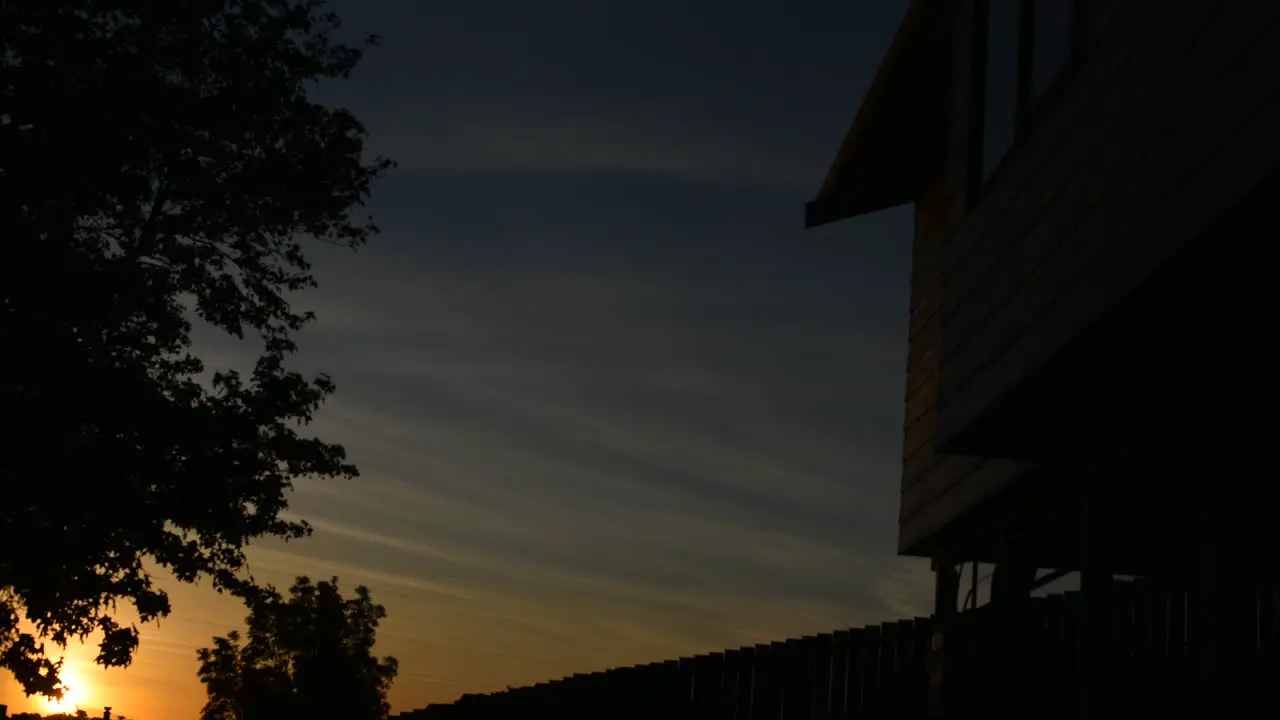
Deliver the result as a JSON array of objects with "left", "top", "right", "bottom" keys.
[
  {"left": 0, "top": 0, "right": 391, "bottom": 696},
  {"left": 197, "top": 576, "right": 398, "bottom": 720}
]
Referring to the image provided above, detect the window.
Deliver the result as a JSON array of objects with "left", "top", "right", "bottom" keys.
[
  {"left": 981, "top": 1, "right": 1022, "bottom": 181},
  {"left": 972, "top": 0, "right": 1083, "bottom": 187}
]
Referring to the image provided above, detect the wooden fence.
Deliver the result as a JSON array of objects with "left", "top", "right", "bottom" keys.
[{"left": 394, "top": 581, "right": 1280, "bottom": 719}]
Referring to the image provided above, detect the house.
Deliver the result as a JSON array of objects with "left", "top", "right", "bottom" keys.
[{"left": 807, "top": 0, "right": 1277, "bottom": 717}]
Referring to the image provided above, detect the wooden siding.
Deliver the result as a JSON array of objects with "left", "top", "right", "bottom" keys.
[
  {"left": 937, "top": 0, "right": 1280, "bottom": 445},
  {"left": 899, "top": 0, "right": 1029, "bottom": 555},
  {"left": 899, "top": 0, "right": 1280, "bottom": 553}
]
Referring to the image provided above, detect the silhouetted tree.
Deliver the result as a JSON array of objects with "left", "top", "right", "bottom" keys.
[
  {"left": 197, "top": 576, "right": 398, "bottom": 720},
  {"left": 0, "top": 0, "right": 392, "bottom": 697}
]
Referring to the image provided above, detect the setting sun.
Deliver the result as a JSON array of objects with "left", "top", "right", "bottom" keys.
[{"left": 37, "top": 663, "right": 90, "bottom": 715}]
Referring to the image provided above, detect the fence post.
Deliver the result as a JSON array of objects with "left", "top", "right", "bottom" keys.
[
  {"left": 628, "top": 665, "right": 649, "bottom": 719},
  {"left": 874, "top": 622, "right": 898, "bottom": 715},
  {"left": 779, "top": 637, "right": 814, "bottom": 719},
  {"left": 829, "top": 630, "right": 850, "bottom": 719},
  {"left": 646, "top": 662, "right": 664, "bottom": 718},
  {"left": 566, "top": 673, "right": 589, "bottom": 719},
  {"left": 549, "top": 679, "right": 572, "bottom": 719},
  {"left": 691, "top": 653, "right": 723, "bottom": 718},
  {"left": 854, "top": 626, "right": 879, "bottom": 716},
  {"left": 587, "top": 671, "right": 610, "bottom": 719},
  {"left": 736, "top": 646, "right": 757, "bottom": 720},
  {"left": 528, "top": 681, "right": 550, "bottom": 720},
  {"left": 811, "top": 634, "right": 833, "bottom": 720},
  {"left": 754, "top": 643, "right": 778, "bottom": 720},
  {"left": 676, "top": 657, "right": 696, "bottom": 719},
  {"left": 719, "top": 649, "right": 742, "bottom": 720},
  {"left": 902, "top": 618, "right": 928, "bottom": 718}
]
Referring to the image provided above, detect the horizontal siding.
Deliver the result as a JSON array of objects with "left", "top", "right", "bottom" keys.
[
  {"left": 938, "top": 0, "right": 1280, "bottom": 445},
  {"left": 901, "top": 179, "right": 944, "bottom": 489},
  {"left": 897, "top": 0, "right": 1026, "bottom": 556},
  {"left": 900, "top": 457, "right": 1030, "bottom": 554},
  {"left": 942, "top": 0, "right": 1174, "bottom": 307},
  {"left": 900, "top": 0, "right": 1280, "bottom": 554},
  {"left": 948, "top": 90, "right": 1280, "bottom": 441}
]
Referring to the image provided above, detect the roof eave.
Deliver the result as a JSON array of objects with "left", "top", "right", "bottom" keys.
[
  {"left": 804, "top": 192, "right": 909, "bottom": 229},
  {"left": 805, "top": 0, "right": 955, "bottom": 229}
]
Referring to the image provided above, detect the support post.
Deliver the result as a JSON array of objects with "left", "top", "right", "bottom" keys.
[
  {"left": 928, "top": 561, "right": 960, "bottom": 718},
  {"left": 934, "top": 561, "right": 959, "bottom": 618}
]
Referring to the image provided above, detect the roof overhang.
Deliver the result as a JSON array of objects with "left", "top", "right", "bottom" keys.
[{"left": 805, "top": 0, "right": 956, "bottom": 228}]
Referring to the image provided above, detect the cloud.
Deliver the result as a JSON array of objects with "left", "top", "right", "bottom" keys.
[
  {"left": 365, "top": 100, "right": 820, "bottom": 190},
  {"left": 194, "top": 230, "right": 915, "bottom": 584},
  {"left": 173, "top": 118, "right": 919, "bottom": 709},
  {"left": 246, "top": 545, "right": 479, "bottom": 604},
  {"left": 867, "top": 558, "right": 936, "bottom": 619}
]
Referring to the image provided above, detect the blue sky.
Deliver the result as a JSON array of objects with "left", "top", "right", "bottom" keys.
[
  {"left": 250, "top": 0, "right": 926, "bottom": 708},
  {"left": 2, "top": 1, "right": 934, "bottom": 716}
]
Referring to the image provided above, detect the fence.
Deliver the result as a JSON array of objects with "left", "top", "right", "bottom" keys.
[{"left": 394, "top": 580, "right": 1280, "bottom": 719}]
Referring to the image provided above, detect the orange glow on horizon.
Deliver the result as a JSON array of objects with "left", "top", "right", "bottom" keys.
[{"left": 34, "top": 661, "right": 94, "bottom": 715}]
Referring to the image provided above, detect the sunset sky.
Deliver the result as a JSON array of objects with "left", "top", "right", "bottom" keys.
[{"left": 0, "top": 1, "right": 931, "bottom": 717}]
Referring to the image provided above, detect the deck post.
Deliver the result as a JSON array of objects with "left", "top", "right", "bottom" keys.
[{"left": 928, "top": 561, "right": 959, "bottom": 718}]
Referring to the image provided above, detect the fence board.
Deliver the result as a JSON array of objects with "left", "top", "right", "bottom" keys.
[{"left": 399, "top": 583, "right": 1280, "bottom": 720}]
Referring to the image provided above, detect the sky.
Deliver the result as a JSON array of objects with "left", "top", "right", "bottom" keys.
[{"left": 0, "top": 1, "right": 931, "bottom": 717}]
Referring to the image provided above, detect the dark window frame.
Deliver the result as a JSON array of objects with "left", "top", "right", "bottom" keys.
[{"left": 968, "top": 0, "right": 1088, "bottom": 206}]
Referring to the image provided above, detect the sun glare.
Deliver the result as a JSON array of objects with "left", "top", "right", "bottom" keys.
[{"left": 38, "top": 663, "right": 88, "bottom": 714}]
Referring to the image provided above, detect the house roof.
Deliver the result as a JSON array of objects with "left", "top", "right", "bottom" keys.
[{"left": 805, "top": 0, "right": 957, "bottom": 228}]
